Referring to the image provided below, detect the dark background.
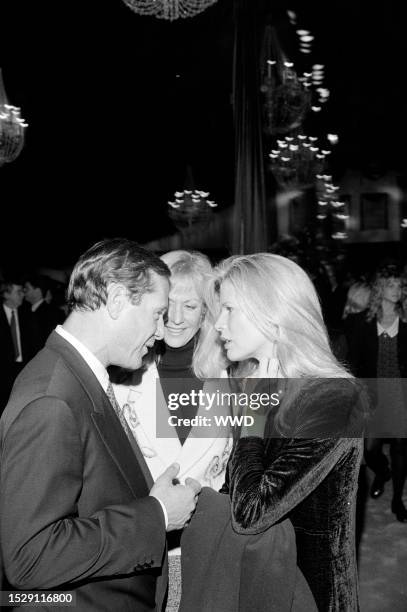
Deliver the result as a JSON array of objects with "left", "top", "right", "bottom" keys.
[{"left": 0, "top": 0, "right": 405, "bottom": 269}]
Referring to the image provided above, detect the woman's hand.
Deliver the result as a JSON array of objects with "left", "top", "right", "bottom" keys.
[{"left": 255, "top": 356, "right": 280, "bottom": 378}]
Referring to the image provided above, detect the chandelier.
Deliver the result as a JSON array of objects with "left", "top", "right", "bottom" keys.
[
  {"left": 168, "top": 189, "right": 217, "bottom": 234},
  {"left": 122, "top": 0, "right": 218, "bottom": 20},
  {"left": 260, "top": 19, "right": 330, "bottom": 136},
  {"left": 0, "top": 68, "right": 28, "bottom": 167},
  {"left": 261, "top": 62, "right": 312, "bottom": 136},
  {"left": 269, "top": 134, "right": 333, "bottom": 190},
  {"left": 315, "top": 174, "right": 348, "bottom": 241}
]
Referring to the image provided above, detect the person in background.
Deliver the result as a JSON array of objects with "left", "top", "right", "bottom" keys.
[
  {"left": 342, "top": 281, "right": 371, "bottom": 334},
  {"left": 347, "top": 263, "right": 407, "bottom": 522},
  {"left": 24, "top": 274, "right": 63, "bottom": 352},
  {"left": 0, "top": 277, "right": 34, "bottom": 413},
  {"left": 341, "top": 280, "right": 372, "bottom": 549}
]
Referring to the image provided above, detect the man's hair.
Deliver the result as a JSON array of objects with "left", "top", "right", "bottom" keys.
[
  {"left": 24, "top": 274, "right": 50, "bottom": 297},
  {"left": 67, "top": 238, "right": 170, "bottom": 312},
  {"left": 0, "top": 276, "right": 23, "bottom": 300}
]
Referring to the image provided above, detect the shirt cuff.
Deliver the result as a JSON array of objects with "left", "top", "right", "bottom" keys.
[{"left": 150, "top": 495, "right": 168, "bottom": 529}]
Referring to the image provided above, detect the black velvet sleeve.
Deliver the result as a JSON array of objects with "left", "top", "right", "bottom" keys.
[
  {"left": 229, "top": 379, "right": 364, "bottom": 534},
  {"left": 230, "top": 436, "right": 352, "bottom": 534}
]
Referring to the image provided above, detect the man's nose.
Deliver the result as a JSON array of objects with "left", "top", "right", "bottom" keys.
[{"left": 155, "top": 315, "right": 165, "bottom": 340}]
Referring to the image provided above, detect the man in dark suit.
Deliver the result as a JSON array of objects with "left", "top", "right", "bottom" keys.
[
  {"left": 0, "top": 277, "right": 35, "bottom": 414},
  {"left": 23, "top": 273, "right": 63, "bottom": 353},
  {"left": 0, "top": 238, "right": 200, "bottom": 611}
]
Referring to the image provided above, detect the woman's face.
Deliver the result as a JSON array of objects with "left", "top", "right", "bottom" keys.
[
  {"left": 215, "top": 280, "right": 275, "bottom": 362},
  {"left": 382, "top": 277, "right": 401, "bottom": 304},
  {"left": 164, "top": 277, "right": 205, "bottom": 348}
]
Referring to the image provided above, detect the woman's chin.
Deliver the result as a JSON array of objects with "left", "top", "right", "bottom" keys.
[
  {"left": 226, "top": 347, "right": 247, "bottom": 362},
  {"left": 165, "top": 336, "right": 187, "bottom": 348}
]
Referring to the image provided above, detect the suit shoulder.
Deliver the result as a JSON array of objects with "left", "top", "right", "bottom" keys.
[{"left": 2, "top": 347, "right": 92, "bottom": 432}]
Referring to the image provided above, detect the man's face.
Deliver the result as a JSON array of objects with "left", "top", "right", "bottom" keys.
[
  {"left": 111, "top": 272, "right": 169, "bottom": 370},
  {"left": 4, "top": 284, "right": 24, "bottom": 309},
  {"left": 24, "top": 282, "right": 41, "bottom": 305}
]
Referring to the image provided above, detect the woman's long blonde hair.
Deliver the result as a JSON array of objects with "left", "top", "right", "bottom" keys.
[
  {"left": 366, "top": 267, "right": 403, "bottom": 323},
  {"left": 198, "top": 253, "right": 351, "bottom": 380}
]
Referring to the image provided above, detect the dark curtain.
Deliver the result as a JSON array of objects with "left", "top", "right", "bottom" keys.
[{"left": 232, "top": 0, "right": 268, "bottom": 254}]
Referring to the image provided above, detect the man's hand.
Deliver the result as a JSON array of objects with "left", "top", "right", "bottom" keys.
[{"left": 150, "top": 464, "right": 201, "bottom": 531}]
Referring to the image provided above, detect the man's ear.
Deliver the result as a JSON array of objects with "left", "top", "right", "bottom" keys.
[{"left": 106, "top": 283, "right": 128, "bottom": 319}]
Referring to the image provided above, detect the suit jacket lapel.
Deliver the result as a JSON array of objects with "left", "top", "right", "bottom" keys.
[{"left": 46, "top": 332, "right": 153, "bottom": 496}]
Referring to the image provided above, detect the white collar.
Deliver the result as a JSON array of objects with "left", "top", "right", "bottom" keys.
[
  {"left": 31, "top": 299, "right": 44, "bottom": 312},
  {"left": 377, "top": 317, "right": 399, "bottom": 338},
  {"left": 55, "top": 325, "right": 109, "bottom": 391},
  {"left": 3, "top": 304, "right": 16, "bottom": 315}
]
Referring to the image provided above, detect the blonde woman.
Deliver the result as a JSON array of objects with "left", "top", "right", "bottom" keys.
[
  {"left": 347, "top": 264, "right": 407, "bottom": 522},
  {"left": 188, "top": 253, "right": 365, "bottom": 612},
  {"left": 113, "top": 250, "right": 232, "bottom": 489},
  {"left": 112, "top": 250, "right": 232, "bottom": 612}
]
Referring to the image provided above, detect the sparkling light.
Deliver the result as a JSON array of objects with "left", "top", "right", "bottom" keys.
[{"left": 122, "top": 0, "right": 218, "bottom": 20}]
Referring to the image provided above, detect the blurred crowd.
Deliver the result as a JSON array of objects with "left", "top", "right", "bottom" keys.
[{"left": 0, "top": 273, "right": 67, "bottom": 410}]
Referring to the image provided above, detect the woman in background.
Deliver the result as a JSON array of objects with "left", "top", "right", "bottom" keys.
[
  {"left": 342, "top": 281, "right": 371, "bottom": 335},
  {"left": 347, "top": 264, "right": 407, "bottom": 522}
]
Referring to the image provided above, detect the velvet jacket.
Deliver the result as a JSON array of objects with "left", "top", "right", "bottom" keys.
[
  {"left": 224, "top": 378, "right": 365, "bottom": 612},
  {"left": 179, "top": 488, "right": 317, "bottom": 612}
]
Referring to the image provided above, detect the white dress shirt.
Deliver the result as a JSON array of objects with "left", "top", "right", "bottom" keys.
[{"left": 3, "top": 304, "right": 23, "bottom": 362}]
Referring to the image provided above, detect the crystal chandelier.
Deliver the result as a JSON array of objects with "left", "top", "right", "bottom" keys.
[
  {"left": 268, "top": 134, "right": 332, "bottom": 190},
  {"left": 260, "top": 19, "right": 330, "bottom": 136},
  {"left": 0, "top": 68, "right": 28, "bottom": 167},
  {"left": 167, "top": 189, "right": 217, "bottom": 234},
  {"left": 315, "top": 174, "right": 348, "bottom": 241},
  {"left": 261, "top": 61, "right": 312, "bottom": 136},
  {"left": 122, "top": 0, "right": 218, "bottom": 21}
]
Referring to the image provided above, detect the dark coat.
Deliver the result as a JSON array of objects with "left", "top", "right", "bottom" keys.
[
  {"left": 0, "top": 331, "right": 167, "bottom": 611},
  {"left": 29, "top": 301, "right": 64, "bottom": 355},
  {"left": 226, "top": 379, "right": 364, "bottom": 612},
  {"left": 179, "top": 487, "right": 317, "bottom": 612},
  {"left": 346, "top": 312, "right": 407, "bottom": 378},
  {"left": 0, "top": 305, "right": 36, "bottom": 413}
]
